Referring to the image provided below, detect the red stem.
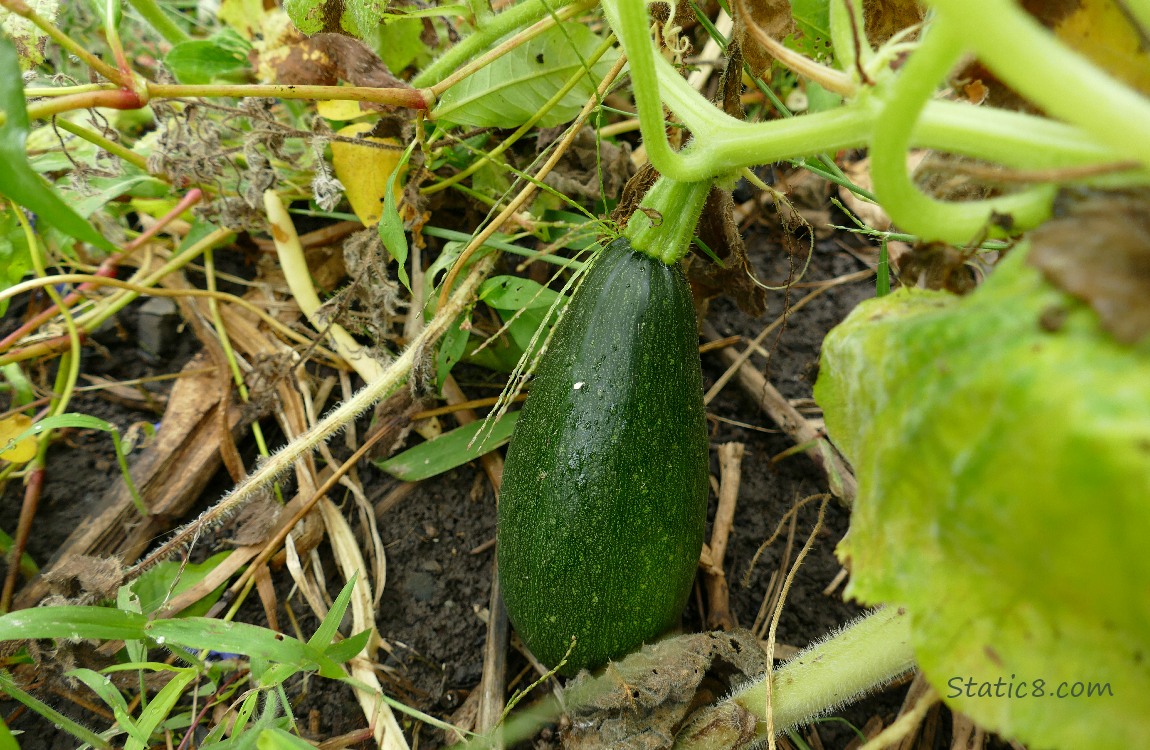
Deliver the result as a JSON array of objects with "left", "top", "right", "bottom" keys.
[
  {"left": 0, "top": 189, "right": 202, "bottom": 354},
  {"left": 1, "top": 466, "right": 44, "bottom": 613}
]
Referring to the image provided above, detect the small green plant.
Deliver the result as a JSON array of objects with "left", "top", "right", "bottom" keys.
[{"left": 0, "top": 578, "right": 376, "bottom": 748}]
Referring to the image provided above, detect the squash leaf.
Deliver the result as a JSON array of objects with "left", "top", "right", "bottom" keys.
[
  {"left": 815, "top": 242, "right": 1150, "bottom": 750},
  {"left": 434, "top": 23, "right": 617, "bottom": 128}
]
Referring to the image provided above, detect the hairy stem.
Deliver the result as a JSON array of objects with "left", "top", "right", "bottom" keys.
[
  {"left": 126, "top": 252, "right": 497, "bottom": 578},
  {"left": 675, "top": 607, "right": 915, "bottom": 750}
]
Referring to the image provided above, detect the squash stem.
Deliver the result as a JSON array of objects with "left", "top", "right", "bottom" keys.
[
  {"left": 675, "top": 607, "right": 916, "bottom": 749},
  {"left": 623, "top": 175, "right": 712, "bottom": 266}
]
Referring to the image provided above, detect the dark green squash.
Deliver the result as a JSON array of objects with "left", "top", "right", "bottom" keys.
[{"left": 497, "top": 236, "right": 709, "bottom": 675}]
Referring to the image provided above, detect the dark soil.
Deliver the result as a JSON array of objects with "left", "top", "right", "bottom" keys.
[{"left": 1, "top": 224, "right": 937, "bottom": 750}]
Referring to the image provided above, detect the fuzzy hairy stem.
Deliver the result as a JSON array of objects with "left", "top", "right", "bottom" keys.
[
  {"left": 126, "top": 252, "right": 498, "bottom": 579},
  {"left": 676, "top": 607, "right": 915, "bottom": 750}
]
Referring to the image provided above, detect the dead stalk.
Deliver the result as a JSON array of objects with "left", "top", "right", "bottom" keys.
[{"left": 126, "top": 253, "right": 498, "bottom": 579}]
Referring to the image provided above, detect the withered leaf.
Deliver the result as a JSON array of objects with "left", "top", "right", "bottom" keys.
[
  {"left": 42, "top": 555, "right": 126, "bottom": 604},
  {"left": 732, "top": 0, "right": 794, "bottom": 75},
  {"left": 1026, "top": 190, "right": 1150, "bottom": 344},
  {"left": 563, "top": 630, "right": 767, "bottom": 750},
  {"left": 262, "top": 32, "right": 409, "bottom": 96},
  {"left": 542, "top": 128, "right": 637, "bottom": 204},
  {"left": 689, "top": 187, "right": 768, "bottom": 317}
]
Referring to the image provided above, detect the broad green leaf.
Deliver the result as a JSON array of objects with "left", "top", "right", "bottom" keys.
[
  {"left": 0, "top": 208, "right": 31, "bottom": 315},
  {"left": 815, "top": 242, "right": 1150, "bottom": 750},
  {"left": 0, "top": 712, "right": 19, "bottom": 750},
  {"left": 343, "top": 0, "right": 388, "bottom": 38},
  {"left": 479, "top": 275, "right": 562, "bottom": 310},
  {"left": 374, "top": 16, "right": 425, "bottom": 73},
  {"left": 164, "top": 33, "right": 251, "bottom": 85},
  {"left": 436, "top": 311, "right": 472, "bottom": 390},
  {"left": 786, "top": 0, "right": 832, "bottom": 62},
  {"left": 0, "top": 39, "right": 115, "bottom": 253},
  {"left": 131, "top": 551, "right": 231, "bottom": 616},
  {"left": 434, "top": 23, "right": 618, "bottom": 128},
  {"left": 374, "top": 411, "right": 519, "bottom": 481},
  {"left": 282, "top": 0, "right": 325, "bottom": 34}
]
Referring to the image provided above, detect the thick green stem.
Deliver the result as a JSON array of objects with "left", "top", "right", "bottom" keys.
[
  {"left": 601, "top": 0, "right": 1135, "bottom": 187},
  {"left": 675, "top": 607, "right": 915, "bottom": 750},
  {"left": 930, "top": 0, "right": 1150, "bottom": 172},
  {"left": 869, "top": 16, "right": 1055, "bottom": 243},
  {"left": 623, "top": 176, "right": 712, "bottom": 265}
]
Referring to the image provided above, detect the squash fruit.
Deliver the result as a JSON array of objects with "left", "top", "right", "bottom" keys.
[{"left": 497, "top": 237, "right": 709, "bottom": 675}]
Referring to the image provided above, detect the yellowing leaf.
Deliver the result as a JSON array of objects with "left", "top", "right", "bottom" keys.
[
  {"left": 1055, "top": 0, "right": 1150, "bottom": 96},
  {"left": 0, "top": 414, "right": 37, "bottom": 463},
  {"left": 316, "top": 99, "right": 374, "bottom": 121},
  {"left": 330, "top": 123, "right": 404, "bottom": 226}
]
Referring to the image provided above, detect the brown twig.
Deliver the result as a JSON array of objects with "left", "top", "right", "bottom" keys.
[
  {"left": 702, "top": 321, "right": 858, "bottom": 504},
  {"left": 704, "top": 442, "right": 745, "bottom": 630},
  {"left": 442, "top": 375, "right": 508, "bottom": 743}
]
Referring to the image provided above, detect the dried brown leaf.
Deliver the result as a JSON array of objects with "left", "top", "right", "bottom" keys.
[
  {"left": 733, "top": 0, "right": 794, "bottom": 75},
  {"left": 563, "top": 630, "right": 768, "bottom": 750},
  {"left": 690, "top": 187, "right": 768, "bottom": 317},
  {"left": 1026, "top": 190, "right": 1150, "bottom": 344}
]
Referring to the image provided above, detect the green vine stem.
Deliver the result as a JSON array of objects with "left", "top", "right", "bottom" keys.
[
  {"left": 931, "top": 0, "right": 1150, "bottom": 171},
  {"left": 124, "top": 0, "right": 191, "bottom": 45},
  {"left": 622, "top": 176, "right": 712, "bottom": 265},
  {"left": 868, "top": 15, "right": 1056, "bottom": 242},
  {"left": 600, "top": 0, "right": 1142, "bottom": 186},
  {"left": 675, "top": 607, "right": 916, "bottom": 750}
]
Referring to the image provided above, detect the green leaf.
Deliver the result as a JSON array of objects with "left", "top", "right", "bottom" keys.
[
  {"left": 434, "top": 23, "right": 618, "bottom": 128},
  {"left": 146, "top": 618, "right": 328, "bottom": 669},
  {"left": 165, "top": 34, "right": 251, "bottom": 85},
  {"left": 323, "top": 628, "right": 372, "bottom": 663},
  {"left": 437, "top": 311, "right": 472, "bottom": 390},
  {"left": 0, "top": 1, "right": 59, "bottom": 70},
  {"left": 374, "top": 411, "right": 520, "bottom": 481},
  {"left": 0, "top": 208, "right": 31, "bottom": 316},
  {"left": 374, "top": 16, "right": 425, "bottom": 73},
  {"left": 0, "top": 712, "right": 20, "bottom": 750},
  {"left": 0, "top": 39, "right": 115, "bottom": 253},
  {"left": 787, "top": 0, "right": 832, "bottom": 62},
  {"left": 378, "top": 144, "right": 414, "bottom": 291},
  {"left": 0, "top": 606, "right": 148, "bottom": 642},
  {"left": 126, "top": 668, "right": 198, "bottom": 750},
  {"left": 307, "top": 574, "right": 357, "bottom": 650},
  {"left": 256, "top": 727, "right": 316, "bottom": 750},
  {"left": 282, "top": 0, "right": 325, "bottom": 34},
  {"left": 814, "top": 242, "right": 1150, "bottom": 750},
  {"left": 479, "top": 275, "right": 562, "bottom": 310},
  {"left": 343, "top": 0, "right": 388, "bottom": 38},
  {"left": 131, "top": 551, "right": 231, "bottom": 616}
]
